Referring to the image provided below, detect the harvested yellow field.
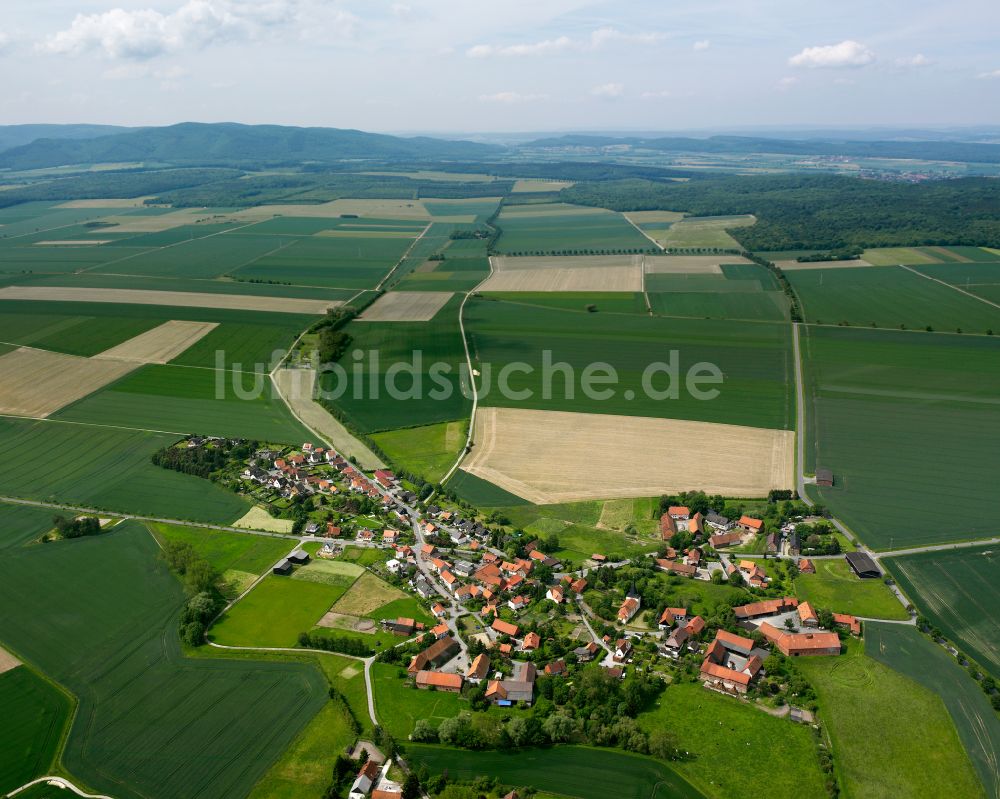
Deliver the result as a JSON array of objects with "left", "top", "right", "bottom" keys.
[
  {"left": 95, "top": 320, "right": 218, "bottom": 364},
  {"left": 778, "top": 259, "right": 872, "bottom": 270},
  {"left": 644, "top": 255, "right": 751, "bottom": 274},
  {"left": 511, "top": 179, "right": 575, "bottom": 193},
  {"left": 0, "top": 645, "right": 21, "bottom": 675},
  {"left": 0, "top": 285, "right": 338, "bottom": 315},
  {"left": 56, "top": 198, "right": 155, "bottom": 208},
  {"left": 462, "top": 407, "right": 795, "bottom": 504},
  {"left": 624, "top": 210, "right": 686, "bottom": 224},
  {"left": 330, "top": 572, "right": 406, "bottom": 616},
  {"left": 233, "top": 506, "right": 294, "bottom": 534},
  {"left": 95, "top": 209, "right": 218, "bottom": 233},
  {"left": 480, "top": 254, "right": 643, "bottom": 292},
  {"left": 358, "top": 291, "right": 453, "bottom": 322},
  {"left": 0, "top": 347, "right": 136, "bottom": 418},
  {"left": 35, "top": 240, "right": 112, "bottom": 246},
  {"left": 273, "top": 369, "right": 385, "bottom": 469}
]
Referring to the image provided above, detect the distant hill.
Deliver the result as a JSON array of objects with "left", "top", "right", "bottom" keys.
[
  {"left": 0, "top": 124, "right": 133, "bottom": 155},
  {"left": 524, "top": 134, "right": 1000, "bottom": 164},
  {"left": 0, "top": 122, "right": 503, "bottom": 170}
]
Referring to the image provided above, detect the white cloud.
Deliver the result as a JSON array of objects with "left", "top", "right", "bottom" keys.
[
  {"left": 977, "top": 69, "right": 1000, "bottom": 79},
  {"left": 591, "top": 82, "right": 625, "bottom": 98},
  {"left": 789, "top": 40, "right": 875, "bottom": 69},
  {"left": 40, "top": 1, "right": 341, "bottom": 60},
  {"left": 895, "top": 53, "right": 931, "bottom": 68},
  {"left": 693, "top": 39, "right": 710, "bottom": 51},
  {"left": 467, "top": 28, "right": 661, "bottom": 58},
  {"left": 478, "top": 91, "right": 547, "bottom": 103}
]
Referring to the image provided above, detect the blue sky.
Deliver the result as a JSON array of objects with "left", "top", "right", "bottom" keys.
[{"left": 1, "top": 0, "right": 998, "bottom": 131}]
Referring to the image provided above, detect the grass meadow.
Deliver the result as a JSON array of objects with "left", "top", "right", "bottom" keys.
[
  {"left": 406, "top": 744, "right": 703, "bottom": 799},
  {"left": 636, "top": 682, "right": 826, "bottom": 799},
  {"left": 886, "top": 546, "right": 1000, "bottom": 676},
  {"left": 803, "top": 326, "right": 1000, "bottom": 548},
  {"left": 465, "top": 298, "right": 794, "bottom": 430},
  {"left": 0, "top": 523, "right": 328, "bottom": 799},
  {"left": 0, "top": 666, "right": 72, "bottom": 795},
  {"left": 798, "top": 638, "right": 984, "bottom": 799},
  {"left": 55, "top": 364, "right": 313, "bottom": 443},
  {"left": 794, "top": 558, "right": 909, "bottom": 620},
  {"left": 865, "top": 623, "right": 1000, "bottom": 798},
  {"left": 371, "top": 419, "right": 467, "bottom": 483},
  {"left": 371, "top": 662, "right": 469, "bottom": 740},
  {"left": 0, "top": 418, "right": 248, "bottom": 523}
]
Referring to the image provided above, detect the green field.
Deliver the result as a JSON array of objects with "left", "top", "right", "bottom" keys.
[
  {"left": 0, "top": 666, "right": 72, "bottom": 795},
  {"left": 149, "top": 522, "right": 292, "bottom": 586},
  {"left": 647, "top": 290, "right": 789, "bottom": 322},
  {"left": 56, "top": 364, "right": 313, "bottom": 442},
  {"left": 447, "top": 469, "right": 532, "bottom": 506},
  {"left": 658, "top": 214, "right": 756, "bottom": 249},
  {"left": 886, "top": 547, "right": 1000, "bottom": 675},
  {"left": 862, "top": 247, "right": 942, "bottom": 265},
  {"left": 371, "top": 420, "right": 466, "bottom": 483},
  {"left": 483, "top": 291, "right": 649, "bottom": 315},
  {"left": 0, "top": 299, "right": 313, "bottom": 371},
  {"left": 636, "top": 682, "right": 826, "bottom": 799},
  {"left": 803, "top": 326, "right": 1000, "bottom": 548},
  {"left": 787, "top": 265, "right": 1000, "bottom": 332},
  {"left": 291, "top": 558, "right": 366, "bottom": 588},
  {"left": 211, "top": 574, "right": 345, "bottom": 648},
  {"left": 495, "top": 204, "right": 653, "bottom": 253},
  {"left": 407, "top": 744, "right": 703, "bottom": 799},
  {"left": 0, "top": 523, "right": 328, "bottom": 799},
  {"left": 371, "top": 662, "right": 469, "bottom": 740},
  {"left": 322, "top": 294, "right": 470, "bottom": 433},
  {"left": 798, "top": 639, "right": 985, "bottom": 799},
  {"left": 0, "top": 502, "right": 59, "bottom": 550},
  {"left": 794, "top": 558, "right": 909, "bottom": 620},
  {"left": 467, "top": 298, "right": 793, "bottom": 430},
  {"left": 866, "top": 623, "right": 1000, "bottom": 798},
  {"left": 0, "top": 418, "right": 248, "bottom": 524}
]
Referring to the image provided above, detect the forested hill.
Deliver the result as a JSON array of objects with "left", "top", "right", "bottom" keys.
[
  {"left": 0, "top": 122, "right": 503, "bottom": 170},
  {"left": 562, "top": 175, "right": 1000, "bottom": 250},
  {"left": 527, "top": 134, "right": 1000, "bottom": 164},
  {"left": 0, "top": 124, "right": 133, "bottom": 154}
]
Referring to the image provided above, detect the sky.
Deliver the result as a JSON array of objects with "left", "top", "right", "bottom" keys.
[{"left": 1, "top": 0, "right": 999, "bottom": 133}]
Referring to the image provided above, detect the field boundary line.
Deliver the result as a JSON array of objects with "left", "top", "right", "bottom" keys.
[
  {"left": 374, "top": 221, "right": 434, "bottom": 292},
  {"left": 899, "top": 263, "right": 1000, "bottom": 311},
  {"left": 438, "top": 255, "right": 495, "bottom": 489},
  {"left": 623, "top": 214, "right": 664, "bottom": 251}
]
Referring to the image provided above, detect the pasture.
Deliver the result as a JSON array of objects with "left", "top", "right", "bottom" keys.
[
  {"left": 462, "top": 407, "right": 794, "bottom": 504},
  {"left": 358, "top": 290, "right": 453, "bottom": 321},
  {"left": 866, "top": 623, "right": 1000, "bottom": 798},
  {"left": 886, "top": 546, "right": 1000, "bottom": 675},
  {"left": 371, "top": 419, "right": 466, "bottom": 483},
  {"left": 211, "top": 575, "right": 346, "bottom": 648},
  {"left": 0, "top": 665, "right": 72, "bottom": 795},
  {"left": 794, "top": 558, "right": 909, "bottom": 619},
  {"left": 0, "top": 417, "right": 249, "bottom": 523},
  {"left": 636, "top": 682, "right": 826, "bottom": 799},
  {"left": 787, "top": 265, "right": 1000, "bottom": 332},
  {"left": 0, "top": 523, "right": 328, "bottom": 799},
  {"left": 56, "top": 364, "right": 312, "bottom": 442},
  {"left": 407, "top": 744, "right": 703, "bottom": 799},
  {"left": 465, "top": 298, "right": 794, "bottom": 430},
  {"left": 494, "top": 203, "right": 653, "bottom": 253},
  {"left": 803, "top": 326, "right": 1000, "bottom": 548},
  {"left": 798, "top": 639, "right": 985, "bottom": 799}
]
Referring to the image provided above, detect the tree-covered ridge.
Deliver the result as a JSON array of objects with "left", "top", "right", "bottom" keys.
[{"left": 561, "top": 175, "right": 1000, "bottom": 250}]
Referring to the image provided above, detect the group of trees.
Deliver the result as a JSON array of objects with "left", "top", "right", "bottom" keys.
[
  {"left": 152, "top": 443, "right": 229, "bottom": 479},
  {"left": 161, "top": 540, "right": 226, "bottom": 646},
  {"left": 297, "top": 631, "right": 375, "bottom": 658},
  {"left": 51, "top": 515, "right": 101, "bottom": 539}
]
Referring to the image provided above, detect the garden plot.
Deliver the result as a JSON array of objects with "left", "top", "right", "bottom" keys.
[
  {"left": 480, "top": 255, "right": 643, "bottom": 292},
  {"left": 0, "top": 347, "right": 135, "bottom": 418},
  {"left": 0, "top": 285, "right": 338, "bottom": 314},
  {"left": 358, "top": 291, "right": 453, "bottom": 322},
  {"left": 462, "top": 407, "right": 794, "bottom": 504},
  {"left": 94, "top": 320, "right": 218, "bottom": 364}
]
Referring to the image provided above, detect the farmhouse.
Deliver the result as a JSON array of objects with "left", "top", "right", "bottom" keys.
[
  {"left": 700, "top": 629, "right": 765, "bottom": 696},
  {"left": 618, "top": 595, "right": 641, "bottom": 623},
  {"left": 485, "top": 661, "right": 536, "bottom": 706},
  {"left": 738, "top": 515, "right": 764, "bottom": 534},
  {"left": 709, "top": 531, "right": 743, "bottom": 548},
  {"left": 414, "top": 670, "right": 463, "bottom": 692},
  {"left": 668, "top": 505, "right": 690, "bottom": 520},
  {"left": 759, "top": 622, "right": 841, "bottom": 657},
  {"left": 834, "top": 613, "right": 862, "bottom": 636},
  {"left": 845, "top": 551, "right": 882, "bottom": 579},
  {"left": 656, "top": 559, "right": 697, "bottom": 578},
  {"left": 798, "top": 601, "right": 819, "bottom": 627},
  {"left": 733, "top": 597, "right": 799, "bottom": 620},
  {"left": 706, "top": 512, "right": 733, "bottom": 531},
  {"left": 466, "top": 653, "right": 491, "bottom": 683},
  {"left": 492, "top": 618, "right": 520, "bottom": 637},
  {"left": 407, "top": 636, "right": 460, "bottom": 673},
  {"left": 660, "top": 513, "right": 677, "bottom": 540}
]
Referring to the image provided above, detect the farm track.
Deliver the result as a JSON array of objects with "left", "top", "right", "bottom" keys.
[
  {"left": 7, "top": 776, "right": 116, "bottom": 799},
  {"left": 900, "top": 263, "right": 1000, "bottom": 311}
]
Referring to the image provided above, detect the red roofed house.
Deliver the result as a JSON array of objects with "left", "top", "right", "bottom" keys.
[
  {"left": 798, "top": 558, "right": 816, "bottom": 574},
  {"left": 466, "top": 653, "right": 491, "bottom": 683},
  {"left": 709, "top": 531, "right": 743, "bottom": 549},
  {"left": 738, "top": 515, "right": 764, "bottom": 533},
  {"left": 833, "top": 613, "right": 862, "bottom": 636},
  {"left": 544, "top": 659, "right": 567, "bottom": 677},
  {"left": 658, "top": 608, "right": 676, "bottom": 629},
  {"left": 668, "top": 506, "right": 690, "bottom": 520},
  {"left": 660, "top": 513, "right": 677, "bottom": 540},
  {"left": 570, "top": 577, "right": 587, "bottom": 594},
  {"left": 733, "top": 597, "right": 798, "bottom": 620},
  {"left": 492, "top": 618, "right": 520, "bottom": 637},
  {"left": 759, "top": 622, "right": 842, "bottom": 657},
  {"left": 618, "top": 595, "right": 641, "bottom": 623},
  {"left": 415, "top": 670, "right": 463, "bottom": 692},
  {"left": 546, "top": 586, "right": 564, "bottom": 604},
  {"left": 614, "top": 638, "right": 632, "bottom": 663},
  {"left": 523, "top": 631, "right": 541, "bottom": 650},
  {"left": 699, "top": 629, "right": 763, "bottom": 695},
  {"left": 798, "top": 601, "right": 819, "bottom": 627}
]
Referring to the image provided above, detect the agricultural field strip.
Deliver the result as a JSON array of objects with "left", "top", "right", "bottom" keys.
[
  {"left": 0, "top": 286, "right": 338, "bottom": 315},
  {"left": 75, "top": 217, "right": 269, "bottom": 274},
  {"left": 93, "top": 320, "right": 218, "bottom": 364},
  {"left": 374, "top": 221, "right": 433, "bottom": 291},
  {"left": 622, "top": 213, "right": 665, "bottom": 251},
  {"left": 357, "top": 291, "right": 453, "bottom": 322},
  {"left": 899, "top": 263, "right": 1000, "bottom": 311}
]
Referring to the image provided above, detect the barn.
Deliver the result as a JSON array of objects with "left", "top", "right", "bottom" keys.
[
  {"left": 845, "top": 551, "right": 881, "bottom": 579},
  {"left": 815, "top": 468, "right": 834, "bottom": 487},
  {"left": 272, "top": 558, "right": 293, "bottom": 576}
]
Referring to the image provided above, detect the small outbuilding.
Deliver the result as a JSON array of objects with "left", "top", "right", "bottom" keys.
[
  {"left": 845, "top": 551, "right": 881, "bottom": 579},
  {"left": 272, "top": 558, "right": 292, "bottom": 576},
  {"left": 815, "top": 468, "right": 834, "bottom": 487},
  {"left": 288, "top": 549, "right": 310, "bottom": 565}
]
